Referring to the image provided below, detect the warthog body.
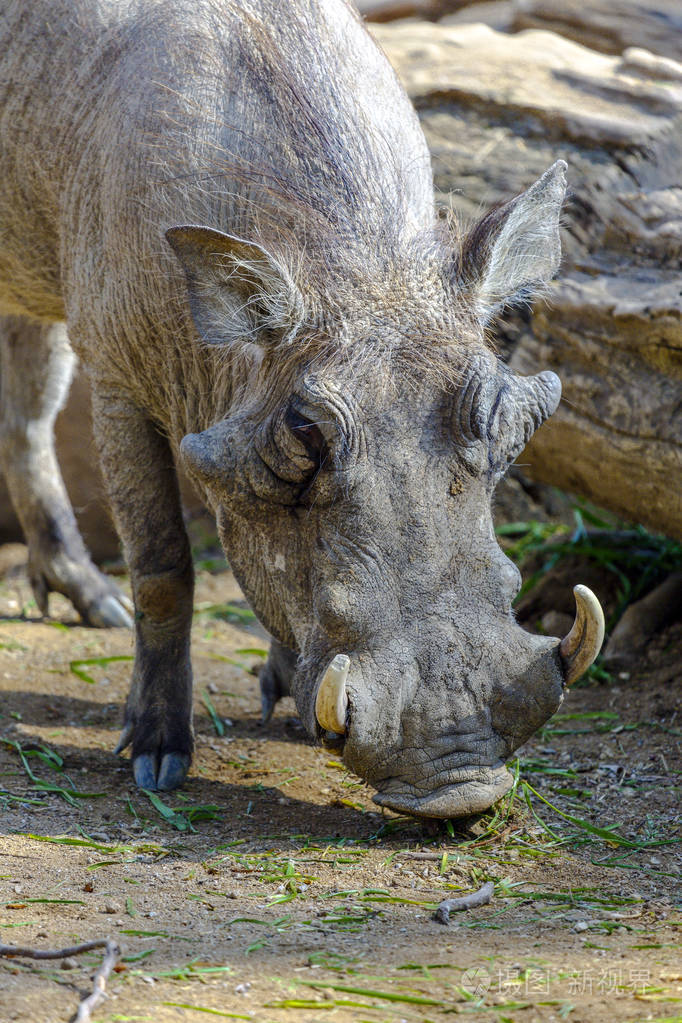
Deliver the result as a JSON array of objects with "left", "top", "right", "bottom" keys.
[{"left": 0, "top": 0, "right": 602, "bottom": 816}]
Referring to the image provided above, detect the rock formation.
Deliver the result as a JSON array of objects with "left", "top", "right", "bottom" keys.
[{"left": 373, "top": 20, "right": 682, "bottom": 537}]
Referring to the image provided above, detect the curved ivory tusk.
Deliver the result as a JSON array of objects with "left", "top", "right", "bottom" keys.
[
  {"left": 560, "top": 585, "right": 605, "bottom": 686},
  {"left": 315, "top": 654, "right": 350, "bottom": 734}
]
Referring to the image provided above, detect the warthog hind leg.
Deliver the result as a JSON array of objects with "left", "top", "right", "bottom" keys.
[{"left": 0, "top": 316, "right": 132, "bottom": 626}]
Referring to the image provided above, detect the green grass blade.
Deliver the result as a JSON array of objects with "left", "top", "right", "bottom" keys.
[
  {"left": 202, "top": 691, "right": 225, "bottom": 737},
  {"left": 163, "top": 1004, "right": 251, "bottom": 1019},
  {"left": 69, "top": 655, "right": 133, "bottom": 684},
  {"left": 142, "top": 790, "right": 192, "bottom": 832}
]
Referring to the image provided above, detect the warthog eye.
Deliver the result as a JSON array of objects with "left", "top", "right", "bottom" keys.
[{"left": 285, "top": 407, "right": 328, "bottom": 467}]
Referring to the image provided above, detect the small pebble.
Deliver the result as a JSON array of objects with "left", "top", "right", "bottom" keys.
[
  {"left": 207, "top": 682, "right": 219, "bottom": 693},
  {"left": 61, "top": 958, "right": 79, "bottom": 970},
  {"left": 574, "top": 921, "right": 589, "bottom": 932},
  {"left": 235, "top": 982, "right": 251, "bottom": 995},
  {"left": 104, "top": 901, "right": 121, "bottom": 914}
]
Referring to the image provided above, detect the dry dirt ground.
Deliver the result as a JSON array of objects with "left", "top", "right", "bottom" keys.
[{"left": 0, "top": 519, "right": 680, "bottom": 1023}]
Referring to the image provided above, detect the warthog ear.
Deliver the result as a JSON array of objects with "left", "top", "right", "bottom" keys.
[
  {"left": 165, "top": 225, "right": 305, "bottom": 346},
  {"left": 460, "top": 160, "right": 567, "bottom": 322}
]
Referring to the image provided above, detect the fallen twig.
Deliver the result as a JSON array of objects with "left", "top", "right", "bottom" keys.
[
  {"left": 0, "top": 937, "right": 121, "bottom": 1021},
  {"left": 0, "top": 939, "right": 109, "bottom": 960},
  {"left": 433, "top": 881, "right": 495, "bottom": 925},
  {"left": 74, "top": 939, "right": 121, "bottom": 1023}
]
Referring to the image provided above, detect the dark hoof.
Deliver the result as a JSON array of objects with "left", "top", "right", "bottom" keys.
[
  {"left": 158, "top": 753, "right": 191, "bottom": 791},
  {"left": 133, "top": 753, "right": 159, "bottom": 790},
  {"left": 86, "top": 594, "right": 134, "bottom": 629},
  {"left": 27, "top": 545, "right": 134, "bottom": 629},
  {"left": 133, "top": 751, "right": 190, "bottom": 791}
]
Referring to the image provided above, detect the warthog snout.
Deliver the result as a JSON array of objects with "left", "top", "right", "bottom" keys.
[{"left": 309, "top": 585, "right": 603, "bottom": 819}]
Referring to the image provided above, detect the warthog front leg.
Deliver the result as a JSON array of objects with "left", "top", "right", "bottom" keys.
[
  {"left": 0, "top": 316, "right": 132, "bottom": 626},
  {"left": 91, "top": 387, "right": 194, "bottom": 791},
  {"left": 259, "top": 638, "right": 298, "bottom": 723}
]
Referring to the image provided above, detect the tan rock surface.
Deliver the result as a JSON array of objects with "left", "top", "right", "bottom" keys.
[
  {"left": 356, "top": 0, "right": 464, "bottom": 21},
  {"left": 512, "top": 0, "right": 682, "bottom": 62},
  {"left": 372, "top": 21, "right": 682, "bottom": 537}
]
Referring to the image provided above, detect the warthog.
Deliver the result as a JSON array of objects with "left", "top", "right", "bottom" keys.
[{"left": 0, "top": 0, "right": 603, "bottom": 817}]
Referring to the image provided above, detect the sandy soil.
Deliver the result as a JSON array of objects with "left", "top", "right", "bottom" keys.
[{"left": 0, "top": 537, "right": 680, "bottom": 1023}]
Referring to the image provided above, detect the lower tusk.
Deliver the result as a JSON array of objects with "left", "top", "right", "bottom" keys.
[
  {"left": 560, "top": 585, "right": 605, "bottom": 686},
  {"left": 315, "top": 654, "right": 350, "bottom": 734}
]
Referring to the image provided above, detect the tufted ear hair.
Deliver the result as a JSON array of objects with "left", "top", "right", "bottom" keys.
[
  {"left": 166, "top": 225, "right": 306, "bottom": 347},
  {"left": 459, "top": 160, "right": 567, "bottom": 323}
]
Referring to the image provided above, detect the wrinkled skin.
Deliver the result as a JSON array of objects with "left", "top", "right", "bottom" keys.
[{"left": 182, "top": 348, "right": 564, "bottom": 816}]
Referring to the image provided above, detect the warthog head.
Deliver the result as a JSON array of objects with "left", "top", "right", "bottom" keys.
[{"left": 168, "top": 161, "right": 604, "bottom": 818}]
